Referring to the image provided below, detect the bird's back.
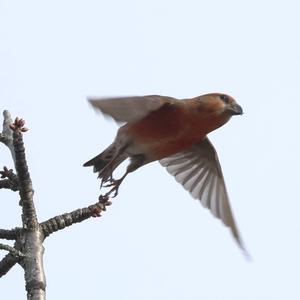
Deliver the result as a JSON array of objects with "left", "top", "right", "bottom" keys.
[{"left": 125, "top": 101, "right": 203, "bottom": 159}]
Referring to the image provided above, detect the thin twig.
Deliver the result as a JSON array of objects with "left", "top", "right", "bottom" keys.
[
  {"left": 0, "top": 179, "right": 16, "bottom": 190},
  {"left": 0, "top": 178, "right": 18, "bottom": 191},
  {"left": 0, "top": 243, "right": 25, "bottom": 257},
  {"left": 0, "top": 238, "right": 23, "bottom": 278},
  {"left": 41, "top": 196, "right": 112, "bottom": 238},
  {"left": 0, "top": 110, "right": 15, "bottom": 162},
  {"left": 0, "top": 167, "right": 19, "bottom": 191}
]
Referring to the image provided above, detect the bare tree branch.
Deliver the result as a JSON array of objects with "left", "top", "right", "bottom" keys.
[
  {"left": 0, "top": 228, "right": 19, "bottom": 240},
  {"left": 0, "top": 115, "right": 19, "bottom": 192},
  {"left": 1, "top": 111, "right": 114, "bottom": 299},
  {"left": 0, "top": 179, "right": 17, "bottom": 190},
  {"left": 0, "top": 112, "right": 21, "bottom": 279},
  {"left": 0, "top": 110, "right": 15, "bottom": 162},
  {"left": 1, "top": 114, "right": 46, "bottom": 298},
  {"left": 0, "top": 238, "right": 23, "bottom": 278},
  {"left": 12, "top": 120, "right": 38, "bottom": 230},
  {"left": 0, "top": 167, "right": 19, "bottom": 191},
  {"left": 19, "top": 230, "right": 46, "bottom": 299},
  {"left": 41, "top": 196, "right": 112, "bottom": 238},
  {"left": 0, "top": 243, "right": 25, "bottom": 257},
  {"left": 0, "top": 168, "right": 19, "bottom": 191},
  {"left": 7, "top": 118, "right": 46, "bottom": 300},
  {"left": 0, "top": 253, "right": 19, "bottom": 277}
]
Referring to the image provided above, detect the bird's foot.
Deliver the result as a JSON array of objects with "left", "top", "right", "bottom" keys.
[
  {"left": 100, "top": 175, "right": 113, "bottom": 188},
  {"left": 99, "top": 169, "right": 114, "bottom": 188},
  {"left": 103, "top": 178, "right": 123, "bottom": 198}
]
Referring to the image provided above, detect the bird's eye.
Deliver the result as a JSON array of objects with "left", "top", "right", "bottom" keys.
[{"left": 220, "top": 94, "right": 230, "bottom": 103}]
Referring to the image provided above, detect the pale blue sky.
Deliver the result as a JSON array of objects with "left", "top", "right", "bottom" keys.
[{"left": 1, "top": 0, "right": 300, "bottom": 299}]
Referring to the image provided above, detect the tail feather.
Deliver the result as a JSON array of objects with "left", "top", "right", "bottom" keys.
[
  {"left": 83, "top": 144, "right": 128, "bottom": 176},
  {"left": 83, "top": 153, "right": 110, "bottom": 173},
  {"left": 83, "top": 144, "right": 116, "bottom": 173}
]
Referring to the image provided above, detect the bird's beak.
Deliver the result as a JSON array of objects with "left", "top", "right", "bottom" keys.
[{"left": 228, "top": 103, "right": 243, "bottom": 115}]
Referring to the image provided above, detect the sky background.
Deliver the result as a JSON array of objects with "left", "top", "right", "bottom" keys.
[{"left": 1, "top": 0, "right": 300, "bottom": 299}]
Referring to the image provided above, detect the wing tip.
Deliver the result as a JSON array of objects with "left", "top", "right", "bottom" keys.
[
  {"left": 83, "top": 159, "right": 93, "bottom": 167},
  {"left": 86, "top": 97, "right": 98, "bottom": 108},
  {"left": 237, "top": 239, "right": 252, "bottom": 261}
]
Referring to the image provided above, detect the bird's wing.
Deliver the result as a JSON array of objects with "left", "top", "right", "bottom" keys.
[
  {"left": 88, "top": 95, "right": 176, "bottom": 124},
  {"left": 160, "top": 137, "right": 246, "bottom": 252}
]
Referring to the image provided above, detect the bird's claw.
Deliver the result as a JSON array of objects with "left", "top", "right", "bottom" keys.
[
  {"left": 105, "top": 187, "right": 119, "bottom": 198},
  {"left": 103, "top": 179, "right": 122, "bottom": 198},
  {"left": 100, "top": 175, "right": 114, "bottom": 188},
  {"left": 102, "top": 179, "right": 117, "bottom": 188}
]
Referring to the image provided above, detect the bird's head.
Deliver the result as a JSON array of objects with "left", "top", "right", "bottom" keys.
[
  {"left": 198, "top": 93, "right": 243, "bottom": 117},
  {"left": 184, "top": 93, "right": 243, "bottom": 133}
]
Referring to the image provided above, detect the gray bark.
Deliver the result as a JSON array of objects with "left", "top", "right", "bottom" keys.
[
  {"left": 0, "top": 112, "right": 46, "bottom": 299},
  {"left": 0, "top": 110, "right": 113, "bottom": 298}
]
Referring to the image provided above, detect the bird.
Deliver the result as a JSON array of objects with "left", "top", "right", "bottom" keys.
[{"left": 84, "top": 93, "right": 246, "bottom": 253}]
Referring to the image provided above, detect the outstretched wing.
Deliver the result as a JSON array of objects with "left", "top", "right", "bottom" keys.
[
  {"left": 88, "top": 95, "right": 176, "bottom": 124},
  {"left": 160, "top": 137, "right": 246, "bottom": 252}
]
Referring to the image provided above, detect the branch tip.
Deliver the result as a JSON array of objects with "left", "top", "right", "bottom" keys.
[{"left": 10, "top": 117, "right": 28, "bottom": 133}]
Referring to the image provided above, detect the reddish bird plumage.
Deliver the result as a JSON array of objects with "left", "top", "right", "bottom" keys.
[{"left": 84, "top": 93, "right": 247, "bottom": 254}]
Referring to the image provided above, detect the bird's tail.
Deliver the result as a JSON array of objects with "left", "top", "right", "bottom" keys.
[
  {"left": 83, "top": 152, "right": 109, "bottom": 173},
  {"left": 83, "top": 144, "right": 128, "bottom": 180}
]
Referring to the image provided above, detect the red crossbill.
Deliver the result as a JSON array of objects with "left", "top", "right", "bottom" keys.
[{"left": 84, "top": 94, "right": 246, "bottom": 253}]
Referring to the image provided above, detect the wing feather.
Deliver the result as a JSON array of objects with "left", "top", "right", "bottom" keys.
[
  {"left": 160, "top": 137, "right": 246, "bottom": 252},
  {"left": 88, "top": 95, "right": 176, "bottom": 123}
]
